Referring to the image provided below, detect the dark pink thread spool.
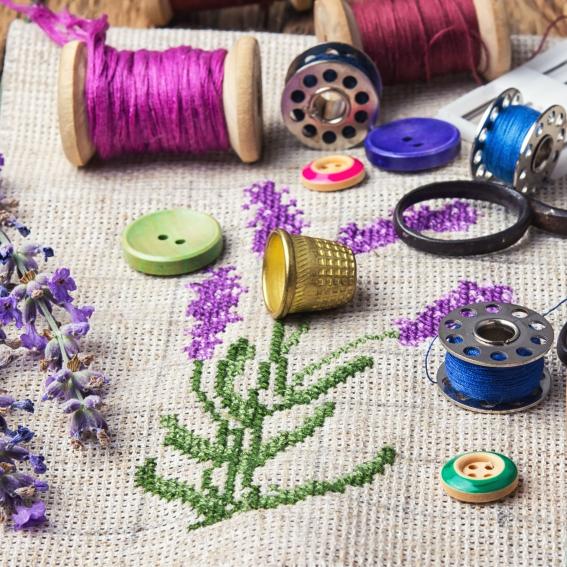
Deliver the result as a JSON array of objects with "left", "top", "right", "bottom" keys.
[{"left": 314, "top": 0, "right": 512, "bottom": 84}]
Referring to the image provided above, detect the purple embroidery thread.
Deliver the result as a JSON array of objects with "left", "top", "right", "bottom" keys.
[
  {"left": 185, "top": 266, "right": 248, "bottom": 361},
  {"left": 0, "top": 1, "right": 230, "bottom": 159},
  {"left": 395, "top": 280, "right": 514, "bottom": 346},
  {"left": 243, "top": 181, "right": 309, "bottom": 255},
  {"left": 337, "top": 200, "right": 479, "bottom": 254}
]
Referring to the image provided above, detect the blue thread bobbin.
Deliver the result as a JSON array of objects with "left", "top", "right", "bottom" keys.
[
  {"left": 437, "top": 301, "right": 554, "bottom": 414},
  {"left": 281, "top": 42, "right": 382, "bottom": 150},
  {"left": 471, "top": 88, "right": 565, "bottom": 193}
]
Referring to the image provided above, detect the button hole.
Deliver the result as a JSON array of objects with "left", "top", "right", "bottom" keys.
[
  {"left": 158, "top": 234, "right": 168, "bottom": 240},
  {"left": 175, "top": 239, "right": 186, "bottom": 245}
]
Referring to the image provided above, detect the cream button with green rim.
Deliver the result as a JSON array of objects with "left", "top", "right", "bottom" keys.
[
  {"left": 122, "top": 209, "right": 223, "bottom": 276},
  {"left": 440, "top": 451, "right": 519, "bottom": 503}
]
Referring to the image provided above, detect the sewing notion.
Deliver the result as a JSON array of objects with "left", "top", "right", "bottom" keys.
[
  {"left": 314, "top": 0, "right": 511, "bottom": 83},
  {"left": 438, "top": 41, "right": 567, "bottom": 179},
  {"left": 300, "top": 155, "right": 365, "bottom": 191},
  {"left": 364, "top": 117, "right": 461, "bottom": 172},
  {"left": 122, "top": 209, "right": 223, "bottom": 276},
  {"left": 436, "top": 301, "right": 553, "bottom": 413},
  {"left": 262, "top": 229, "right": 356, "bottom": 319},
  {"left": 471, "top": 88, "right": 564, "bottom": 192},
  {"left": 440, "top": 452, "right": 519, "bottom": 503},
  {"left": 281, "top": 42, "right": 381, "bottom": 149}
]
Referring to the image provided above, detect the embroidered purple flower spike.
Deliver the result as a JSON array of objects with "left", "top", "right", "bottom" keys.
[
  {"left": 185, "top": 266, "right": 248, "bottom": 361},
  {"left": 0, "top": 155, "right": 109, "bottom": 448},
  {"left": 0, "top": 391, "right": 48, "bottom": 530},
  {"left": 338, "top": 200, "right": 479, "bottom": 254},
  {"left": 243, "top": 180, "right": 309, "bottom": 255},
  {"left": 395, "top": 280, "right": 514, "bottom": 346}
]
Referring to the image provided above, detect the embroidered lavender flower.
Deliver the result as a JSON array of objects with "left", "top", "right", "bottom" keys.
[
  {"left": 395, "top": 280, "right": 514, "bottom": 346},
  {"left": 243, "top": 180, "right": 309, "bottom": 255},
  {"left": 185, "top": 266, "right": 248, "bottom": 361},
  {"left": 0, "top": 158, "right": 109, "bottom": 448},
  {"left": 337, "top": 200, "right": 479, "bottom": 254},
  {"left": 0, "top": 391, "right": 48, "bottom": 530}
]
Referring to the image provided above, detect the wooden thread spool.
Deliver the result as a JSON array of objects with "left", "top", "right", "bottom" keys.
[
  {"left": 58, "top": 36, "right": 263, "bottom": 166},
  {"left": 314, "top": 0, "right": 512, "bottom": 81},
  {"left": 167, "top": 0, "right": 313, "bottom": 14}
]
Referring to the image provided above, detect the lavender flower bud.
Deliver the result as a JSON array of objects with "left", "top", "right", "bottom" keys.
[
  {"left": 7, "top": 425, "right": 35, "bottom": 444},
  {"left": 0, "top": 296, "right": 22, "bottom": 328},
  {"left": 34, "top": 480, "right": 48, "bottom": 492},
  {"left": 12, "top": 501, "right": 47, "bottom": 530},
  {"left": 44, "top": 338, "right": 61, "bottom": 366},
  {"left": 0, "top": 243, "right": 13, "bottom": 265},
  {"left": 62, "top": 399, "right": 82, "bottom": 414},
  {"left": 61, "top": 334, "right": 79, "bottom": 358},
  {"left": 84, "top": 395, "right": 102, "bottom": 409},
  {"left": 29, "top": 454, "right": 47, "bottom": 475},
  {"left": 48, "top": 268, "right": 76, "bottom": 304},
  {"left": 21, "top": 298, "right": 37, "bottom": 325},
  {"left": 10, "top": 284, "right": 26, "bottom": 301},
  {"left": 0, "top": 394, "right": 15, "bottom": 409},
  {"left": 63, "top": 303, "right": 94, "bottom": 324},
  {"left": 61, "top": 322, "right": 89, "bottom": 338},
  {"left": 10, "top": 399, "right": 34, "bottom": 413}
]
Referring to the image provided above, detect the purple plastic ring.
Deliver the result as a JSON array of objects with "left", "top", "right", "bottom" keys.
[{"left": 364, "top": 117, "right": 461, "bottom": 172}]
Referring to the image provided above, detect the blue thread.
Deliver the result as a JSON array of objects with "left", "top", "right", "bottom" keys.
[
  {"left": 445, "top": 353, "right": 544, "bottom": 404},
  {"left": 484, "top": 106, "right": 540, "bottom": 184}
]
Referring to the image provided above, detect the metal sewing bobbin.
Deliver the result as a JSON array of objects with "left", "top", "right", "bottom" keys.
[
  {"left": 437, "top": 301, "right": 553, "bottom": 414},
  {"left": 281, "top": 42, "right": 381, "bottom": 150},
  {"left": 471, "top": 87, "right": 565, "bottom": 193}
]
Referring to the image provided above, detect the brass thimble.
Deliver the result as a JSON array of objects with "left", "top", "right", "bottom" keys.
[{"left": 262, "top": 229, "right": 357, "bottom": 319}]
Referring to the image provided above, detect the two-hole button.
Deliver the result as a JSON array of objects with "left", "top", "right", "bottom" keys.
[{"left": 122, "top": 209, "right": 223, "bottom": 276}]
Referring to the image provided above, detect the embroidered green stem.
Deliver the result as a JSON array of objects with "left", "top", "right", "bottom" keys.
[
  {"left": 135, "top": 322, "right": 398, "bottom": 530},
  {"left": 291, "top": 329, "right": 399, "bottom": 386},
  {"left": 136, "top": 446, "right": 396, "bottom": 530}
]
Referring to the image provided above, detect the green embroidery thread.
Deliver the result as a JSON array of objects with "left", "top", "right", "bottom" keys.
[{"left": 135, "top": 322, "right": 397, "bottom": 530}]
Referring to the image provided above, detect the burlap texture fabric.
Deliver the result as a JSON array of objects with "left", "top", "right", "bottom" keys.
[{"left": 0, "top": 21, "right": 565, "bottom": 566}]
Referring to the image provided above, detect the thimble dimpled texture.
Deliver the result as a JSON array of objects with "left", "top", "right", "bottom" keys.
[{"left": 290, "top": 236, "right": 356, "bottom": 314}]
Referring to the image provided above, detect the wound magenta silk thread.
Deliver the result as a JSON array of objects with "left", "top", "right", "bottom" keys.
[
  {"left": 87, "top": 44, "right": 230, "bottom": 159},
  {"left": 1, "top": 1, "right": 230, "bottom": 159},
  {"left": 351, "top": 0, "right": 484, "bottom": 84}
]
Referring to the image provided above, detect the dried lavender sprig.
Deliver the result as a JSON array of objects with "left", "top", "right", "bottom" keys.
[
  {"left": 0, "top": 392, "right": 48, "bottom": 530},
  {"left": 0, "top": 221, "right": 109, "bottom": 448}
]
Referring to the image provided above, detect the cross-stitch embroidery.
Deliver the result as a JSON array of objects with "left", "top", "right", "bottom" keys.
[
  {"left": 136, "top": 322, "right": 397, "bottom": 530},
  {"left": 337, "top": 200, "right": 479, "bottom": 254}
]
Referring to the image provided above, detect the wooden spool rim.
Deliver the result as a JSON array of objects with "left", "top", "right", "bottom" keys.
[
  {"left": 146, "top": 0, "right": 174, "bottom": 26},
  {"left": 289, "top": 0, "right": 314, "bottom": 11},
  {"left": 313, "top": 0, "right": 511, "bottom": 81},
  {"left": 57, "top": 37, "right": 263, "bottom": 166},
  {"left": 223, "top": 36, "right": 263, "bottom": 163}
]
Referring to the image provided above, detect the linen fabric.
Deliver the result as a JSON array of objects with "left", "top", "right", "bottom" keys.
[{"left": 0, "top": 21, "right": 565, "bottom": 566}]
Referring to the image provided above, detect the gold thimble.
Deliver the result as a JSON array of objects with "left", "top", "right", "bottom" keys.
[{"left": 262, "top": 229, "right": 357, "bottom": 319}]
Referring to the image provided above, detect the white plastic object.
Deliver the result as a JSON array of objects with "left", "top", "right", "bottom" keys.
[{"left": 438, "top": 42, "right": 567, "bottom": 179}]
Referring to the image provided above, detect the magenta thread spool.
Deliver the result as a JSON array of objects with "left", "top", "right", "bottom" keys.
[
  {"left": 58, "top": 35, "right": 263, "bottom": 166},
  {"left": 0, "top": 2, "right": 264, "bottom": 166}
]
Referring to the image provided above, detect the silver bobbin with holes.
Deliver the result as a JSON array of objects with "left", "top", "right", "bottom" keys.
[
  {"left": 437, "top": 301, "right": 553, "bottom": 413},
  {"left": 281, "top": 42, "right": 381, "bottom": 150},
  {"left": 471, "top": 88, "right": 565, "bottom": 193}
]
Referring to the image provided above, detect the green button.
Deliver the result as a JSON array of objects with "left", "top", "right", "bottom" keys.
[
  {"left": 440, "top": 451, "right": 518, "bottom": 503},
  {"left": 122, "top": 209, "right": 223, "bottom": 276}
]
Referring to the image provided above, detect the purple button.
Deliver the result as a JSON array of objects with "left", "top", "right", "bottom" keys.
[{"left": 364, "top": 117, "right": 461, "bottom": 172}]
